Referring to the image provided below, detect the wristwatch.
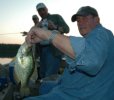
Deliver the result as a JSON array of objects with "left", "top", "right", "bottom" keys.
[{"left": 48, "top": 30, "right": 59, "bottom": 43}]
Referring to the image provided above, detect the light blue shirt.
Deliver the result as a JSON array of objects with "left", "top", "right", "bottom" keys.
[
  {"left": 24, "top": 24, "right": 114, "bottom": 100},
  {"left": 60, "top": 24, "right": 114, "bottom": 100}
]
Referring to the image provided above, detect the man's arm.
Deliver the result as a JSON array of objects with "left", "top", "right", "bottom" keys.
[
  {"left": 52, "top": 33, "right": 75, "bottom": 59},
  {"left": 26, "top": 27, "right": 74, "bottom": 59}
]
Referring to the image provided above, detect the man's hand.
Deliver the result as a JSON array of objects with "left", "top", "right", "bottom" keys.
[{"left": 26, "top": 26, "right": 51, "bottom": 44}]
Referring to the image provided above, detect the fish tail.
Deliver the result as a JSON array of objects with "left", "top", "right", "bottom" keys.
[{"left": 20, "top": 86, "right": 30, "bottom": 97}]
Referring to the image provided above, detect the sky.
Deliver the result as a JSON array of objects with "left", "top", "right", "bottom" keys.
[{"left": 0, "top": 0, "right": 114, "bottom": 44}]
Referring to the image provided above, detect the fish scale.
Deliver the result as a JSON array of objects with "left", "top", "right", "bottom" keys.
[{"left": 14, "top": 41, "right": 35, "bottom": 97}]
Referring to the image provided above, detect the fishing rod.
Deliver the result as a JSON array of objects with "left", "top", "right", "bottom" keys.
[
  {"left": 0, "top": 33, "right": 20, "bottom": 35},
  {"left": 0, "top": 32, "right": 27, "bottom": 36}
]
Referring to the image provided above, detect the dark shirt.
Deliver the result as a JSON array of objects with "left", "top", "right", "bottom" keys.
[
  {"left": 41, "top": 14, "right": 70, "bottom": 57},
  {"left": 46, "top": 14, "right": 69, "bottom": 33}
]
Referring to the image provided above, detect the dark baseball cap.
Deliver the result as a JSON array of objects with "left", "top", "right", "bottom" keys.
[
  {"left": 71, "top": 6, "right": 99, "bottom": 22},
  {"left": 36, "top": 3, "right": 47, "bottom": 10}
]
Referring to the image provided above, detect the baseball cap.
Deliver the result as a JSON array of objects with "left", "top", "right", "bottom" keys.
[
  {"left": 36, "top": 3, "right": 47, "bottom": 10},
  {"left": 71, "top": 6, "right": 99, "bottom": 22}
]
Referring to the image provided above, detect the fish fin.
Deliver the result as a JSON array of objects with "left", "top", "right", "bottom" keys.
[{"left": 20, "top": 86, "right": 30, "bottom": 97}]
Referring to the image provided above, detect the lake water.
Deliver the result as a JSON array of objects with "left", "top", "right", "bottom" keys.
[
  {"left": 0, "top": 33, "right": 25, "bottom": 65},
  {"left": 0, "top": 58, "right": 12, "bottom": 65}
]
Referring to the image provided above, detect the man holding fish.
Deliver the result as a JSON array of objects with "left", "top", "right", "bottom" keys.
[{"left": 24, "top": 6, "right": 114, "bottom": 100}]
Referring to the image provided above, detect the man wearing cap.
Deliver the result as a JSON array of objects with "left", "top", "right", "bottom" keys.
[
  {"left": 36, "top": 3, "right": 69, "bottom": 79},
  {"left": 24, "top": 6, "right": 114, "bottom": 100},
  {"left": 32, "top": 15, "right": 39, "bottom": 27}
]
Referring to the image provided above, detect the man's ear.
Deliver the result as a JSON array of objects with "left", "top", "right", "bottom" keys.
[{"left": 94, "top": 17, "right": 100, "bottom": 24}]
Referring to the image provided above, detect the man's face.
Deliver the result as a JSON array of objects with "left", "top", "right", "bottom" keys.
[
  {"left": 76, "top": 15, "right": 99, "bottom": 36},
  {"left": 37, "top": 8, "right": 48, "bottom": 19}
]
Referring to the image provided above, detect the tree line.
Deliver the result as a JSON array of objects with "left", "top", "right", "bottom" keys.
[{"left": 0, "top": 44, "right": 21, "bottom": 58}]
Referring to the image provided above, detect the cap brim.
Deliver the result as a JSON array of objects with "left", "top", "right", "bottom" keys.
[
  {"left": 71, "top": 13, "right": 90, "bottom": 22},
  {"left": 71, "top": 14, "right": 77, "bottom": 22},
  {"left": 37, "top": 7, "right": 45, "bottom": 10}
]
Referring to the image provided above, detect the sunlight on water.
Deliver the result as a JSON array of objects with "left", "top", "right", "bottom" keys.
[{"left": 0, "top": 58, "right": 13, "bottom": 65}]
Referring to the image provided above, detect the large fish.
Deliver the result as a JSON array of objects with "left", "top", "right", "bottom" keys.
[{"left": 14, "top": 41, "right": 35, "bottom": 97}]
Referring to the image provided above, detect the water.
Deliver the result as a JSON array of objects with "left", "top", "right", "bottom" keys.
[
  {"left": 0, "top": 58, "right": 12, "bottom": 65},
  {"left": 0, "top": 34, "right": 24, "bottom": 65}
]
